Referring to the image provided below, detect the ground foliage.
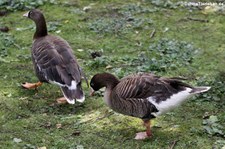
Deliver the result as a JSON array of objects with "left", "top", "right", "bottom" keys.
[{"left": 0, "top": 0, "right": 56, "bottom": 11}]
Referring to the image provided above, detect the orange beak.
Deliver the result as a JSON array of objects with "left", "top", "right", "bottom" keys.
[{"left": 90, "top": 88, "right": 95, "bottom": 96}]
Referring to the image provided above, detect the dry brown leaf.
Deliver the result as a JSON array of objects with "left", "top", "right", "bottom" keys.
[
  {"left": 38, "top": 146, "right": 47, "bottom": 149},
  {"left": 56, "top": 97, "right": 68, "bottom": 104},
  {"left": 56, "top": 123, "right": 62, "bottom": 129},
  {"left": 106, "top": 65, "right": 113, "bottom": 69}
]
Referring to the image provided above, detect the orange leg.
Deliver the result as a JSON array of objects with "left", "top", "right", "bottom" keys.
[
  {"left": 22, "top": 82, "right": 69, "bottom": 105},
  {"left": 134, "top": 120, "right": 152, "bottom": 140},
  {"left": 21, "top": 81, "right": 43, "bottom": 90},
  {"left": 144, "top": 120, "right": 152, "bottom": 137}
]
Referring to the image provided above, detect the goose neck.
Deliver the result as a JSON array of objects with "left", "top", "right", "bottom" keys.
[{"left": 34, "top": 17, "right": 48, "bottom": 39}]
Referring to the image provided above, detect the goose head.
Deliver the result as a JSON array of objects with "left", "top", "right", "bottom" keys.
[
  {"left": 23, "top": 9, "right": 45, "bottom": 22},
  {"left": 90, "top": 73, "right": 119, "bottom": 95},
  {"left": 23, "top": 9, "right": 47, "bottom": 39}
]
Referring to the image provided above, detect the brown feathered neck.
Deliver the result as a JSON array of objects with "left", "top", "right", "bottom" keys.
[
  {"left": 103, "top": 73, "right": 120, "bottom": 89},
  {"left": 33, "top": 12, "right": 48, "bottom": 39}
]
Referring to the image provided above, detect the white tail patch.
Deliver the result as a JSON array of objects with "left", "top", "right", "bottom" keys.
[
  {"left": 66, "top": 98, "right": 75, "bottom": 104},
  {"left": 60, "top": 88, "right": 85, "bottom": 104},
  {"left": 60, "top": 90, "right": 75, "bottom": 104},
  {"left": 76, "top": 96, "right": 85, "bottom": 103},
  {"left": 61, "top": 88, "right": 75, "bottom": 104},
  {"left": 68, "top": 80, "right": 77, "bottom": 90},
  {"left": 50, "top": 80, "right": 77, "bottom": 90},
  {"left": 148, "top": 88, "right": 193, "bottom": 116}
]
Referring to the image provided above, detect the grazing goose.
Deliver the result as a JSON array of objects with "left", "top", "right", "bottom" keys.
[
  {"left": 90, "top": 72, "right": 210, "bottom": 140},
  {"left": 22, "top": 9, "right": 87, "bottom": 104}
]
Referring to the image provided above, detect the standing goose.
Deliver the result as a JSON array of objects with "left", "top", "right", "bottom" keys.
[
  {"left": 22, "top": 9, "right": 86, "bottom": 104},
  {"left": 90, "top": 72, "right": 210, "bottom": 140}
]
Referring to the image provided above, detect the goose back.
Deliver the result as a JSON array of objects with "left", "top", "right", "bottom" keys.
[
  {"left": 114, "top": 73, "right": 192, "bottom": 103},
  {"left": 32, "top": 35, "right": 82, "bottom": 86}
]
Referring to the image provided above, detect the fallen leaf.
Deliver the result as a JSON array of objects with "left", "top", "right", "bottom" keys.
[
  {"left": 83, "top": 3, "right": 95, "bottom": 12},
  {"left": 7, "top": 93, "right": 12, "bottom": 97},
  {"left": 83, "top": 6, "right": 92, "bottom": 12},
  {"left": 106, "top": 65, "right": 113, "bottom": 69},
  {"left": 55, "top": 30, "right": 61, "bottom": 33},
  {"left": 77, "top": 49, "right": 84, "bottom": 52},
  {"left": 38, "top": 146, "right": 47, "bottom": 149},
  {"left": 56, "top": 97, "right": 67, "bottom": 104},
  {"left": 13, "top": 138, "right": 22, "bottom": 143},
  {"left": 56, "top": 123, "right": 62, "bottom": 129},
  {"left": 76, "top": 145, "right": 84, "bottom": 149},
  {"left": 64, "top": 20, "right": 69, "bottom": 23},
  {"left": 163, "top": 27, "right": 169, "bottom": 32}
]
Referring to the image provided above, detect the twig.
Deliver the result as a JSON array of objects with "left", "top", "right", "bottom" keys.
[
  {"left": 95, "top": 111, "right": 114, "bottom": 122},
  {"left": 78, "top": 111, "right": 114, "bottom": 124},
  {"left": 150, "top": 28, "right": 156, "bottom": 39},
  {"left": 186, "top": 17, "right": 209, "bottom": 23},
  {"left": 169, "top": 76, "right": 187, "bottom": 80},
  {"left": 169, "top": 140, "right": 179, "bottom": 149}
]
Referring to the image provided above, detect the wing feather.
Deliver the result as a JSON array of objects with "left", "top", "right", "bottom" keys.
[
  {"left": 115, "top": 73, "right": 156, "bottom": 99},
  {"left": 32, "top": 35, "right": 82, "bottom": 86},
  {"left": 114, "top": 73, "right": 191, "bottom": 102}
]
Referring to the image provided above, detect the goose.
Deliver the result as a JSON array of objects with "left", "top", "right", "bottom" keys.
[
  {"left": 22, "top": 9, "right": 87, "bottom": 104},
  {"left": 90, "top": 72, "right": 210, "bottom": 140}
]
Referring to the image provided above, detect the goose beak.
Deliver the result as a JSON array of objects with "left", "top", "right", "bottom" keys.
[
  {"left": 90, "top": 88, "right": 95, "bottom": 96},
  {"left": 23, "top": 11, "right": 29, "bottom": 17}
]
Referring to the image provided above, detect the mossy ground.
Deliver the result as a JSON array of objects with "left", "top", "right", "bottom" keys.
[{"left": 0, "top": 0, "right": 225, "bottom": 148}]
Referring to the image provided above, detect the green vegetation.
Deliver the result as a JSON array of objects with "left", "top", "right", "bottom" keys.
[{"left": 0, "top": 0, "right": 224, "bottom": 148}]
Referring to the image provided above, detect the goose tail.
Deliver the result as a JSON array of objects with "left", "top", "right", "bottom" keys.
[
  {"left": 190, "top": 86, "right": 211, "bottom": 94},
  {"left": 60, "top": 86, "right": 85, "bottom": 104}
]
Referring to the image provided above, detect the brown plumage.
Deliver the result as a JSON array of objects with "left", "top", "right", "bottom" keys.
[
  {"left": 90, "top": 72, "right": 210, "bottom": 140},
  {"left": 22, "top": 9, "right": 86, "bottom": 104}
]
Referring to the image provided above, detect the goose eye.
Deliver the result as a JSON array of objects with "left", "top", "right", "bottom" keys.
[{"left": 29, "top": 11, "right": 33, "bottom": 16}]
